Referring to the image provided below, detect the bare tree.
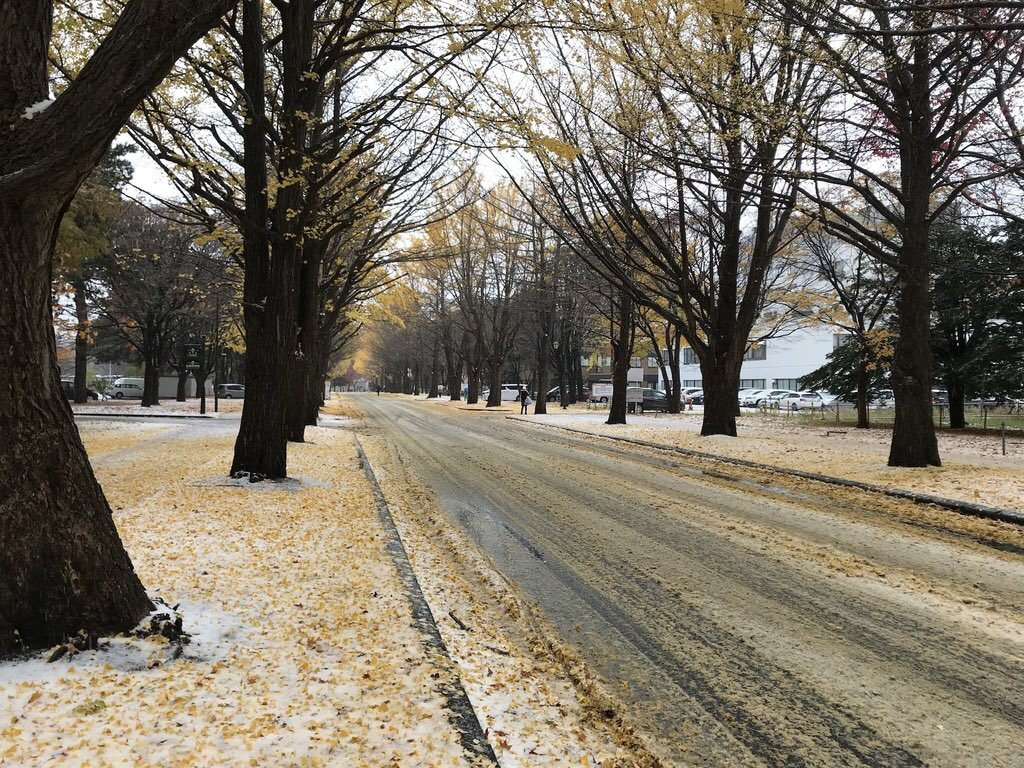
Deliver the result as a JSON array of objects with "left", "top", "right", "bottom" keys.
[
  {"left": 776, "top": 0, "right": 1024, "bottom": 465},
  {"left": 798, "top": 221, "right": 897, "bottom": 428},
  {"left": 493, "top": 1, "right": 823, "bottom": 435}
]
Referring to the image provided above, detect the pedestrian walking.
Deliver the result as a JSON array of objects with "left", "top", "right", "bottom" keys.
[
  {"left": 376, "top": 385, "right": 381, "bottom": 396},
  {"left": 520, "top": 387, "right": 532, "bottom": 414}
]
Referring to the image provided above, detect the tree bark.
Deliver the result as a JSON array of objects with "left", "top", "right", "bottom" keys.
[
  {"left": 230, "top": 0, "right": 305, "bottom": 478},
  {"left": 486, "top": 359, "right": 503, "bottom": 407},
  {"left": 888, "top": 146, "right": 941, "bottom": 465},
  {"left": 428, "top": 340, "right": 439, "bottom": 399},
  {"left": 445, "top": 332, "right": 462, "bottom": 402},
  {"left": 0, "top": 201, "right": 151, "bottom": 655},
  {"left": 0, "top": 0, "right": 236, "bottom": 654},
  {"left": 607, "top": 287, "right": 633, "bottom": 425},
  {"left": 465, "top": 334, "right": 481, "bottom": 404},
  {"left": 534, "top": 324, "right": 551, "bottom": 416},
  {"left": 73, "top": 276, "right": 90, "bottom": 403},
  {"left": 946, "top": 376, "right": 966, "bottom": 430},
  {"left": 698, "top": 343, "right": 744, "bottom": 437},
  {"left": 175, "top": 368, "right": 189, "bottom": 401},
  {"left": 141, "top": 318, "right": 161, "bottom": 407},
  {"left": 289, "top": 238, "right": 322, "bottom": 442},
  {"left": 855, "top": 355, "right": 870, "bottom": 429}
]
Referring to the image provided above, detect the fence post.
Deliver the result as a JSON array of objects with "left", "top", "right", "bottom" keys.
[{"left": 1002, "top": 422, "right": 1006, "bottom": 456}]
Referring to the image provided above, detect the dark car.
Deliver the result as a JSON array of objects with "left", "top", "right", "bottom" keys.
[
  {"left": 61, "top": 380, "right": 99, "bottom": 400},
  {"left": 639, "top": 387, "right": 670, "bottom": 412}
]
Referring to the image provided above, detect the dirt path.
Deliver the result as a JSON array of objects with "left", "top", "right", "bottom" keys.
[{"left": 355, "top": 395, "right": 1024, "bottom": 768}]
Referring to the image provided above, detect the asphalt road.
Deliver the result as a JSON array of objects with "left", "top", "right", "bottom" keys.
[{"left": 356, "top": 396, "right": 1024, "bottom": 768}]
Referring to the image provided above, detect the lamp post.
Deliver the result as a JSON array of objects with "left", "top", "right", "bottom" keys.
[{"left": 554, "top": 338, "right": 568, "bottom": 409}]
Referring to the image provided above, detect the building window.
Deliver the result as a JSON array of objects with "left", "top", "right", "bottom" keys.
[
  {"left": 682, "top": 347, "right": 697, "bottom": 365},
  {"left": 647, "top": 355, "right": 659, "bottom": 368},
  {"left": 683, "top": 379, "right": 703, "bottom": 387},
  {"left": 774, "top": 379, "right": 800, "bottom": 390},
  {"left": 740, "top": 378, "right": 766, "bottom": 389},
  {"left": 834, "top": 333, "right": 853, "bottom": 349},
  {"left": 743, "top": 344, "right": 766, "bottom": 361}
]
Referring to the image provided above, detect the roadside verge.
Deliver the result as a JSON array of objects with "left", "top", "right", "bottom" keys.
[{"left": 510, "top": 416, "right": 1024, "bottom": 528}]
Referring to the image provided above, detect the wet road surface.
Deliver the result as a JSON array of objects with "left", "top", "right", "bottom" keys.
[{"left": 357, "top": 396, "right": 1024, "bottom": 767}]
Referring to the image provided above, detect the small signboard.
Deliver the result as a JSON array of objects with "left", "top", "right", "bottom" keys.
[{"left": 184, "top": 344, "right": 202, "bottom": 371}]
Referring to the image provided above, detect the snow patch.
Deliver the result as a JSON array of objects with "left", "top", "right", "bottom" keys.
[{"left": 21, "top": 99, "right": 53, "bottom": 119}]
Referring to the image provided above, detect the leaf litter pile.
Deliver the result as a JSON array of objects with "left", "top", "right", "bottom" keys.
[{"left": 0, "top": 418, "right": 627, "bottom": 766}]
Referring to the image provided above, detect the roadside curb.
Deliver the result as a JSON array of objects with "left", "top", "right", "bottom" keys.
[
  {"left": 510, "top": 417, "right": 1024, "bottom": 527},
  {"left": 354, "top": 438, "right": 500, "bottom": 766}
]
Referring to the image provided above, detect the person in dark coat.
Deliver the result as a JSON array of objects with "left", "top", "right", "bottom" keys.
[{"left": 520, "top": 387, "right": 531, "bottom": 414}]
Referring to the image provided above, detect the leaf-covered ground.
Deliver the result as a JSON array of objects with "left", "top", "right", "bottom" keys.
[{"left": 1, "top": 415, "right": 624, "bottom": 766}]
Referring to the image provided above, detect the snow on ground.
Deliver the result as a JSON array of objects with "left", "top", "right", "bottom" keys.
[
  {"left": 1, "top": 410, "right": 631, "bottom": 767},
  {"left": 515, "top": 408, "right": 1024, "bottom": 513},
  {"left": 1, "top": 423, "right": 469, "bottom": 766},
  {"left": 71, "top": 399, "right": 243, "bottom": 418}
]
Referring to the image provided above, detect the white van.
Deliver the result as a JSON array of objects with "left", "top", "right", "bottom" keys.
[
  {"left": 481, "top": 383, "right": 529, "bottom": 402},
  {"left": 109, "top": 377, "right": 144, "bottom": 399}
]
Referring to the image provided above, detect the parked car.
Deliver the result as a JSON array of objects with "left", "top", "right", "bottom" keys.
[
  {"left": 773, "top": 391, "right": 832, "bottom": 410},
  {"left": 739, "top": 389, "right": 770, "bottom": 407},
  {"left": 684, "top": 388, "right": 704, "bottom": 406},
  {"left": 217, "top": 383, "right": 246, "bottom": 399},
  {"left": 869, "top": 389, "right": 895, "bottom": 407},
  {"left": 546, "top": 386, "right": 562, "bottom": 402},
  {"left": 61, "top": 380, "right": 100, "bottom": 400},
  {"left": 637, "top": 387, "right": 670, "bottom": 412},
  {"left": 761, "top": 389, "right": 800, "bottom": 408},
  {"left": 109, "top": 377, "right": 145, "bottom": 399}
]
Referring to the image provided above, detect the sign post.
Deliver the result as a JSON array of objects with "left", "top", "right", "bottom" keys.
[{"left": 184, "top": 343, "right": 203, "bottom": 414}]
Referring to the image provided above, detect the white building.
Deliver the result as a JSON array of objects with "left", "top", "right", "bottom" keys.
[{"left": 673, "top": 325, "right": 838, "bottom": 391}]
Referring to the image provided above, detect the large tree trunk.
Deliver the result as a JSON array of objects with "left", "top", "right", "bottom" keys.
[
  {"left": 699, "top": 348, "right": 743, "bottom": 437},
  {"left": 486, "top": 358, "right": 503, "bottom": 407},
  {"left": 175, "top": 368, "right": 189, "bottom": 402},
  {"left": 141, "top": 320, "right": 160, "bottom": 407},
  {"left": 289, "top": 239, "right": 321, "bottom": 442},
  {"left": 0, "top": 0, "right": 236, "bottom": 655},
  {"left": 428, "top": 341, "right": 439, "bottom": 399},
  {"left": 667, "top": 325, "right": 681, "bottom": 414},
  {"left": 888, "top": 34, "right": 941, "bottom": 467},
  {"left": 465, "top": 334, "right": 481, "bottom": 404},
  {"left": 888, "top": 198, "right": 941, "bottom": 463},
  {"left": 855, "top": 352, "right": 870, "bottom": 429},
  {"left": 889, "top": 255, "right": 940, "bottom": 465},
  {"left": 0, "top": 200, "right": 151, "bottom": 655},
  {"left": 304, "top": 344, "right": 326, "bottom": 427},
  {"left": 73, "top": 276, "right": 90, "bottom": 403},
  {"left": 946, "top": 376, "right": 966, "bottom": 430},
  {"left": 607, "top": 287, "right": 633, "bottom": 426},
  {"left": 444, "top": 332, "right": 462, "bottom": 402},
  {"left": 535, "top": 325, "right": 551, "bottom": 416},
  {"left": 230, "top": 0, "right": 294, "bottom": 479}
]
